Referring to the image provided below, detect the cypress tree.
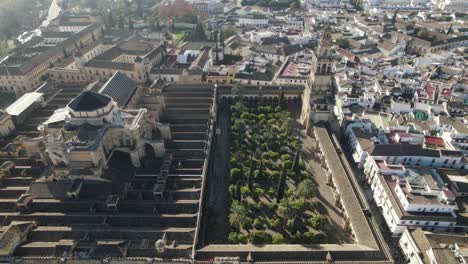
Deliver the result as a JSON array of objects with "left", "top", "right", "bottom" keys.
[
  {"left": 447, "top": 24, "right": 453, "bottom": 35},
  {"left": 108, "top": 11, "right": 114, "bottom": 28},
  {"left": 248, "top": 155, "right": 254, "bottom": 190},
  {"left": 119, "top": 16, "right": 125, "bottom": 29},
  {"left": 291, "top": 146, "right": 301, "bottom": 174},
  {"left": 258, "top": 159, "right": 264, "bottom": 180},
  {"left": 291, "top": 146, "right": 301, "bottom": 186},
  {"left": 276, "top": 166, "right": 287, "bottom": 202},
  {"left": 236, "top": 181, "right": 242, "bottom": 201}
]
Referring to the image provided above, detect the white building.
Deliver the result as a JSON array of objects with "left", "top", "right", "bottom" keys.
[
  {"left": 399, "top": 228, "right": 468, "bottom": 264},
  {"left": 365, "top": 160, "right": 458, "bottom": 234},
  {"left": 238, "top": 15, "right": 269, "bottom": 28}
]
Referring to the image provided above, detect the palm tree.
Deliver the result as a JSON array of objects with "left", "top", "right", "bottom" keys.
[
  {"left": 277, "top": 197, "right": 296, "bottom": 228},
  {"left": 297, "top": 179, "right": 317, "bottom": 200},
  {"left": 229, "top": 203, "right": 248, "bottom": 230}
]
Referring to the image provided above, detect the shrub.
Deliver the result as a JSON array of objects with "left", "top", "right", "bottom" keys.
[
  {"left": 254, "top": 187, "right": 265, "bottom": 197},
  {"left": 292, "top": 198, "right": 307, "bottom": 212},
  {"left": 308, "top": 215, "right": 327, "bottom": 230},
  {"left": 228, "top": 232, "right": 239, "bottom": 243},
  {"left": 253, "top": 218, "right": 265, "bottom": 229},
  {"left": 228, "top": 184, "right": 236, "bottom": 197},
  {"left": 303, "top": 231, "right": 327, "bottom": 244},
  {"left": 267, "top": 201, "right": 278, "bottom": 211},
  {"left": 279, "top": 146, "right": 290, "bottom": 154},
  {"left": 283, "top": 160, "right": 292, "bottom": 170},
  {"left": 268, "top": 218, "right": 282, "bottom": 230},
  {"left": 267, "top": 187, "right": 276, "bottom": 197},
  {"left": 272, "top": 233, "right": 285, "bottom": 244},
  {"left": 270, "top": 152, "right": 280, "bottom": 160},
  {"left": 309, "top": 201, "right": 321, "bottom": 211},
  {"left": 241, "top": 186, "right": 251, "bottom": 196},
  {"left": 270, "top": 171, "right": 281, "bottom": 180},
  {"left": 269, "top": 141, "right": 279, "bottom": 151},
  {"left": 230, "top": 168, "right": 242, "bottom": 181},
  {"left": 240, "top": 112, "right": 250, "bottom": 120},
  {"left": 255, "top": 169, "right": 267, "bottom": 180},
  {"left": 250, "top": 230, "right": 269, "bottom": 244},
  {"left": 242, "top": 217, "right": 253, "bottom": 229},
  {"left": 238, "top": 233, "right": 248, "bottom": 244},
  {"left": 297, "top": 179, "right": 317, "bottom": 200},
  {"left": 281, "top": 154, "right": 291, "bottom": 162},
  {"left": 258, "top": 113, "right": 266, "bottom": 120},
  {"left": 286, "top": 218, "right": 295, "bottom": 232},
  {"left": 230, "top": 157, "right": 240, "bottom": 169}
]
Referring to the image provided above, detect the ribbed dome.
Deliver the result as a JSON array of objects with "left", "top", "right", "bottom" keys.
[{"left": 68, "top": 91, "right": 112, "bottom": 112}]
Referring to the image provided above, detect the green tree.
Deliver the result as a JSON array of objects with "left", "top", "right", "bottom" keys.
[
  {"left": 248, "top": 155, "right": 254, "bottom": 190},
  {"left": 291, "top": 147, "right": 301, "bottom": 185},
  {"left": 447, "top": 24, "right": 454, "bottom": 35},
  {"left": 277, "top": 198, "right": 297, "bottom": 228},
  {"left": 250, "top": 230, "right": 268, "bottom": 244},
  {"left": 228, "top": 232, "right": 239, "bottom": 243},
  {"left": 238, "top": 233, "right": 248, "bottom": 243},
  {"left": 276, "top": 166, "right": 287, "bottom": 202},
  {"left": 291, "top": 147, "right": 301, "bottom": 173},
  {"left": 297, "top": 179, "right": 317, "bottom": 200},
  {"left": 253, "top": 218, "right": 265, "bottom": 229},
  {"left": 229, "top": 203, "right": 248, "bottom": 230},
  {"left": 257, "top": 159, "right": 264, "bottom": 180},
  {"left": 272, "top": 233, "right": 285, "bottom": 244},
  {"left": 308, "top": 214, "right": 327, "bottom": 230},
  {"left": 230, "top": 168, "right": 242, "bottom": 181},
  {"left": 235, "top": 180, "right": 242, "bottom": 201},
  {"left": 118, "top": 16, "right": 125, "bottom": 29}
]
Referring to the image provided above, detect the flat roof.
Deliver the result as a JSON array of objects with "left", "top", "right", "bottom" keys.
[
  {"left": 5, "top": 92, "right": 43, "bottom": 116},
  {"left": 314, "top": 125, "right": 378, "bottom": 250}
]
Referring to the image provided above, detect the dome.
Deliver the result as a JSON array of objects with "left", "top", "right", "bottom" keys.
[{"left": 68, "top": 91, "right": 112, "bottom": 112}]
